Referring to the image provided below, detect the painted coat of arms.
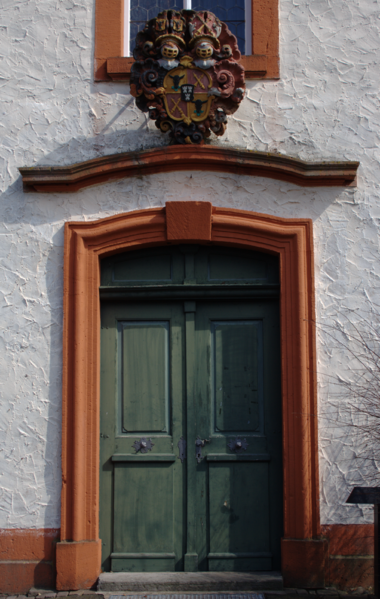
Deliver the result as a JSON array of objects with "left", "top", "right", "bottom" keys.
[{"left": 130, "top": 10, "right": 245, "bottom": 144}]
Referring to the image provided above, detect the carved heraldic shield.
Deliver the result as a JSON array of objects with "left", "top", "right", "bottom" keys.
[{"left": 130, "top": 10, "right": 246, "bottom": 145}]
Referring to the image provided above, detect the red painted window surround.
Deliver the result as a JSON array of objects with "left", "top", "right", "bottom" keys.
[{"left": 94, "top": 0, "right": 279, "bottom": 81}]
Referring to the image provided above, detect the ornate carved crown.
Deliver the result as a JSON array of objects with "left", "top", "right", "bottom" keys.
[{"left": 130, "top": 9, "right": 246, "bottom": 145}]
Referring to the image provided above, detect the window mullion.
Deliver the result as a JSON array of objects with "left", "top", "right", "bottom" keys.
[
  {"left": 124, "top": 0, "right": 130, "bottom": 56},
  {"left": 245, "top": 0, "right": 252, "bottom": 54}
]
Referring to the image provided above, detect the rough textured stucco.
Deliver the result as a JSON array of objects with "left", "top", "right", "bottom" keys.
[{"left": 1, "top": 0, "right": 380, "bottom": 528}]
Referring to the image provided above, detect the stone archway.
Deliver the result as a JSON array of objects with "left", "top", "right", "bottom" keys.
[{"left": 57, "top": 201, "right": 324, "bottom": 590}]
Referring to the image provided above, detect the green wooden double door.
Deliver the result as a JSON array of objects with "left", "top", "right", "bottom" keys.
[{"left": 100, "top": 247, "right": 283, "bottom": 573}]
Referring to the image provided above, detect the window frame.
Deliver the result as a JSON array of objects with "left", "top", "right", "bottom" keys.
[
  {"left": 94, "top": 0, "right": 279, "bottom": 80},
  {"left": 125, "top": 0, "right": 252, "bottom": 57}
]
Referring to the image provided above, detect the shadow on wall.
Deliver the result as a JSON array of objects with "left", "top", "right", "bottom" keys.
[{"left": 37, "top": 97, "right": 166, "bottom": 169}]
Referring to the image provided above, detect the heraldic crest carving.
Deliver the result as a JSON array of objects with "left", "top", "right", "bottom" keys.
[{"left": 130, "top": 9, "right": 246, "bottom": 144}]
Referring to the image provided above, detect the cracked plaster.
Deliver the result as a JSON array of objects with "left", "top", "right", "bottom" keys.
[{"left": 1, "top": 0, "right": 380, "bottom": 527}]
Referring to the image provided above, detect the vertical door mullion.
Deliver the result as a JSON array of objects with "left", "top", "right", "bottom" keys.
[{"left": 184, "top": 300, "right": 198, "bottom": 571}]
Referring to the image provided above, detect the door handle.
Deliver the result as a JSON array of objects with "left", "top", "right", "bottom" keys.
[{"left": 195, "top": 435, "right": 211, "bottom": 463}]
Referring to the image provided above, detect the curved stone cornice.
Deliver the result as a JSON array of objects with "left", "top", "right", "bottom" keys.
[{"left": 19, "top": 145, "right": 359, "bottom": 192}]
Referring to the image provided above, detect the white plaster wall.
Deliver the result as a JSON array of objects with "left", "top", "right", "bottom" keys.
[{"left": 0, "top": 0, "right": 380, "bottom": 528}]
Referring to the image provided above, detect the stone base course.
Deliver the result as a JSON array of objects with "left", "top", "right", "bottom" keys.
[{"left": 0, "top": 590, "right": 374, "bottom": 599}]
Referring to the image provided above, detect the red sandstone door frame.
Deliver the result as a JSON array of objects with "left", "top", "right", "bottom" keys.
[{"left": 56, "top": 201, "right": 325, "bottom": 591}]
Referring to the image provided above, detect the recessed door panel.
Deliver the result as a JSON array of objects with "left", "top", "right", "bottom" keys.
[
  {"left": 121, "top": 321, "right": 169, "bottom": 433},
  {"left": 208, "top": 252, "right": 267, "bottom": 281},
  {"left": 113, "top": 462, "right": 174, "bottom": 553},
  {"left": 113, "top": 253, "right": 172, "bottom": 282},
  {"left": 212, "top": 321, "right": 262, "bottom": 433},
  {"left": 112, "top": 461, "right": 176, "bottom": 572},
  {"left": 208, "top": 461, "right": 272, "bottom": 571}
]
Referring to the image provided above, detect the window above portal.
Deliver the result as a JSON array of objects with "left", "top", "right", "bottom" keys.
[
  {"left": 129, "top": 0, "right": 250, "bottom": 56},
  {"left": 94, "top": 0, "right": 279, "bottom": 81}
]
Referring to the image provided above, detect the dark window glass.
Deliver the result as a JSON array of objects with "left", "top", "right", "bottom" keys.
[
  {"left": 130, "top": 0, "right": 246, "bottom": 54},
  {"left": 130, "top": 0, "right": 182, "bottom": 54},
  {"left": 191, "top": 0, "right": 245, "bottom": 53}
]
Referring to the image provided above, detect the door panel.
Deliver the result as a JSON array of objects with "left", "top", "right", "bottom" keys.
[
  {"left": 112, "top": 461, "right": 175, "bottom": 572},
  {"left": 121, "top": 321, "right": 170, "bottom": 433},
  {"left": 113, "top": 253, "right": 172, "bottom": 283},
  {"left": 100, "top": 302, "right": 186, "bottom": 572},
  {"left": 212, "top": 320, "right": 262, "bottom": 433},
  {"left": 208, "top": 461, "right": 271, "bottom": 571},
  {"left": 193, "top": 300, "right": 282, "bottom": 571},
  {"left": 208, "top": 252, "right": 268, "bottom": 281}
]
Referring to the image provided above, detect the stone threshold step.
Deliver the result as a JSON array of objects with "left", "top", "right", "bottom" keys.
[
  {"left": 109, "top": 594, "right": 265, "bottom": 599},
  {"left": 98, "top": 572, "right": 283, "bottom": 592}
]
